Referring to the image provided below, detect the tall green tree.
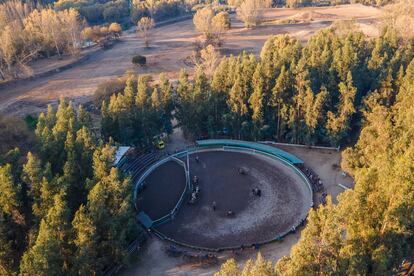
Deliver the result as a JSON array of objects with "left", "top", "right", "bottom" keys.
[
  {"left": 22, "top": 152, "right": 44, "bottom": 223},
  {"left": 277, "top": 58, "right": 414, "bottom": 275},
  {"left": 20, "top": 193, "right": 72, "bottom": 276},
  {"left": 73, "top": 144, "right": 139, "bottom": 274},
  {"left": 0, "top": 164, "right": 26, "bottom": 275},
  {"left": 0, "top": 164, "right": 24, "bottom": 224},
  {"left": 249, "top": 63, "right": 266, "bottom": 137},
  {"left": 276, "top": 198, "right": 343, "bottom": 275},
  {"left": 326, "top": 72, "right": 357, "bottom": 145}
]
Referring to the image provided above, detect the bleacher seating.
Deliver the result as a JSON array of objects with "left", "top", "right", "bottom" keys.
[{"left": 118, "top": 151, "right": 167, "bottom": 181}]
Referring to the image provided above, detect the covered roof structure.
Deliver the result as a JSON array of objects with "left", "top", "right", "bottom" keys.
[
  {"left": 196, "top": 139, "right": 304, "bottom": 165},
  {"left": 114, "top": 146, "right": 131, "bottom": 166},
  {"left": 137, "top": 211, "right": 153, "bottom": 228}
]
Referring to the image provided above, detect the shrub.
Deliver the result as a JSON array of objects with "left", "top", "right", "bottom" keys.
[
  {"left": 0, "top": 114, "right": 35, "bottom": 159},
  {"left": 108, "top": 22, "right": 122, "bottom": 38},
  {"left": 24, "top": 115, "right": 38, "bottom": 130},
  {"left": 93, "top": 78, "right": 126, "bottom": 106},
  {"left": 132, "top": 55, "right": 147, "bottom": 66}
]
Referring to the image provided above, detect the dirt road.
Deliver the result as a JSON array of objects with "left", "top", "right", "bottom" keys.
[{"left": 0, "top": 4, "right": 381, "bottom": 116}]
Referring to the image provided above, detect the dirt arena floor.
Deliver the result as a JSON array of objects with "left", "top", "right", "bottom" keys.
[
  {"left": 0, "top": 4, "right": 381, "bottom": 116},
  {"left": 154, "top": 150, "right": 312, "bottom": 249},
  {"left": 137, "top": 160, "right": 186, "bottom": 220},
  {"left": 122, "top": 132, "right": 354, "bottom": 276}
]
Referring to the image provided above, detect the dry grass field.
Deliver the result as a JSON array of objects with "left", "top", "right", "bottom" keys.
[{"left": 0, "top": 4, "right": 382, "bottom": 116}]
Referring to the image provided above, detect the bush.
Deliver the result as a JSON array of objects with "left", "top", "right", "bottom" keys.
[
  {"left": 93, "top": 78, "right": 126, "bottom": 106},
  {"left": 132, "top": 55, "right": 147, "bottom": 66},
  {"left": 108, "top": 22, "right": 122, "bottom": 38},
  {"left": 0, "top": 114, "right": 35, "bottom": 159},
  {"left": 24, "top": 115, "right": 38, "bottom": 130}
]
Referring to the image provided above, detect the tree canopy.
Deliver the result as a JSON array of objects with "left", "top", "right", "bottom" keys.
[
  {"left": 215, "top": 28, "right": 414, "bottom": 276},
  {"left": 0, "top": 98, "right": 141, "bottom": 275},
  {"left": 1, "top": 2, "right": 414, "bottom": 274},
  {"left": 174, "top": 28, "right": 414, "bottom": 146}
]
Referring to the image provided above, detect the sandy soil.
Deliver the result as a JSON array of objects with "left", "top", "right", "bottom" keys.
[
  {"left": 137, "top": 160, "right": 186, "bottom": 220},
  {"left": 0, "top": 4, "right": 382, "bottom": 116},
  {"left": 275, "top": 144, "right": 354, "bottom": 204},
  {"left": 154, "top": 150, "right": 311, "bottom": 249},
  {"left": 123, "top": 234, "right": 301, "bottom": 276}
]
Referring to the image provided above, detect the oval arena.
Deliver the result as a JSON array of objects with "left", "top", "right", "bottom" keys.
[{"left": 127, "top": 140, "right": 313, "bottom": 250}]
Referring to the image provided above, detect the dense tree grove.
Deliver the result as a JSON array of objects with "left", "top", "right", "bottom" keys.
[
  {"left": 54, "top": 0, "right": 191, "bottom": 25},
  {"left": 0, "top": 98, "right": 140, "bottom": 275},
  {"left": 0, "top": 1, "right": 83, "bottom": 80},
  {"left": 1, "top": 0, "right": 414, "bottom": 274},
  {"left": 101, "top": 74, "right": 174, "bottom": 147},
  {"left": 214, "top": 29, "right": 414, "bottom": 276},
  {"left": 175, "top": 27, "right": 414, "bottom": 146},
  {"left": 101, "top": 25, "right": 413, "bottom": 149},
  {"left": 215, "top": 56, "right": 414, "bottom": 276}
]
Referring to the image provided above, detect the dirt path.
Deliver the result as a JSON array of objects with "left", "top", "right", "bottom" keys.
[
  {"left": 0, "top": 4, "right": 381, "bottom": 116},
  {"left": 123, "top": 233, "right": 301, "bottom": 276},
  {"left": 276, "top": 145, "right": 354, "bottom": 204},
  {"left": 0, "top": 19, "right": 199, "bottom": 116}
]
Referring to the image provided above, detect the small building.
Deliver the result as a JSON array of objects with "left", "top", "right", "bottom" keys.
[{"left": 114, "top": 146, "right": 131, "bottom": 166}]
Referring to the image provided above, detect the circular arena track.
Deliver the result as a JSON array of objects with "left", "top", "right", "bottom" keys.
[{"left": 135, "top": 144, "right": 312, "bottom": 250}]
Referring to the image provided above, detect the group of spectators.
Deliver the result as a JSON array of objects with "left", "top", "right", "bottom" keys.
[{"left": 301, "top": 166, "right": 327, "bottom": 205}]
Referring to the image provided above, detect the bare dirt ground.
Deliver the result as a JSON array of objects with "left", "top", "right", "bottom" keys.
[
  {"left": 0, "top": 4, "right": 382, "bottom": 116},
  {"left": 0, "top": 53, "right": 85, "bottom": 85},
  {"left": 275, "top": 144, "right": 354, "bottom": 204},
  {"left": 154, "top": 150, "right": 311, "bottom": 249},
  {"left": 137, "top": 160, "right": 186, "bottom": 220},
  {"left": 122, "top": 133, "right": 354, "bottom": 276}
]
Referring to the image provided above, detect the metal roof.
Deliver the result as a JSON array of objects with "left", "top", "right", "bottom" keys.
[
  {"left": 114, "top": 146, "right": 131, "bottom": 166},
  {"left": 137, "top": 211, "right": 153, "bottom": 228}
]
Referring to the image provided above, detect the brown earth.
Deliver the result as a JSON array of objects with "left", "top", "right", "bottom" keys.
[
  {"left": 137, "top": 160, "right": 187, "bottom": 220},
  {"left": 122, "top": 145, "right": 353, "bottom": 276},
  {"left": 153, "top": 150, "right": 311, "bottom": 249},
  {"left": 0, "top": 4, "right": 382, "bottom": 116},
  {"left": 122, "top": 129, "right": 354, "bottom": 276}
]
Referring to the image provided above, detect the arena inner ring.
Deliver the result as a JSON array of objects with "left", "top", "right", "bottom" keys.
[{"left": 133, "top": 140, "right": 313, "bottom": 251}]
